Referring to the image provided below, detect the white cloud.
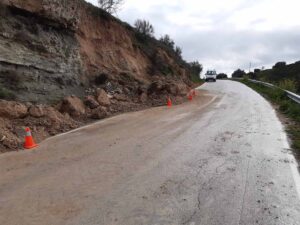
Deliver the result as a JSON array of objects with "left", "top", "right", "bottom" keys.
[{"left": 85, "top": 0, "right": 300, "bottom": 74}]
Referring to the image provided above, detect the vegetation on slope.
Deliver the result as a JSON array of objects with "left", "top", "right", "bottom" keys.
[{"left": 232, "top": 61, "right": 300, "bottom": 94}]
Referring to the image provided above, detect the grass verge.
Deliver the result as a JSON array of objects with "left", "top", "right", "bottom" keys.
[{"left": 240, "top": 79, "right": 300, "bottom": 159}]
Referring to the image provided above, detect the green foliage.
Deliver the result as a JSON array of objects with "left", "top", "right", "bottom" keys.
[
  {"left": 158, "top": 34, "right": 183, "bottom": 61},
  {"left": 253, "top": 61, "right": 300, "bottom": 94},
  {"left": 289, "top": 127, "right": 300, "bottom": 153},
  {"left": 147, "top": 51, "right": 174, "bottom": 76},
  {"left": 190, "top": 73, "right": 203, "bottom": 83},
  {"left": 189, "top": 61, "right": 203, "bottom": 75},
  {"left": 232, "top": 69, "right": 246, "bottom": 78},
  {"left": 134, "top": 19, "right": 155, "bottom": 38},
  {"left": 254, "top": 68, "right": 261, "bottom": 73},
  {"left": 273, "top": 61, "right": 286, "bottom": 69},
  {"left": 217, "top": 73, "right": 228, "bottom": 79},
  {"left": 159, "top": 35, "right": 175, "bottom": 49},
  {"left": 98, "top": 0, "right": 124, "bottom": 14},
  {"left": 189, "top": 61, "right": 203, "bottom": 83},
  {"left": 279, "top": 79, "right": 297, "bottom": 93},
  {"left": 174, "top": 46, "right": 182, "bottom": 58}
]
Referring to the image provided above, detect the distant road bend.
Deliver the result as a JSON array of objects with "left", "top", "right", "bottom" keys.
[{"left": 0, "top": 81, "right": 299, "bottom": 225}]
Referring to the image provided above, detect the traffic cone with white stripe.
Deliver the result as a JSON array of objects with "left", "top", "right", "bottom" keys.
[
  {"left": 188, "top": 92, "right": 193, "bottom": 101},
  {"left": 24, "top": 127, "right": 38, "bottom": 149},
  {"left": 167, "top": 96, "right": 172, "bottom": 107}
]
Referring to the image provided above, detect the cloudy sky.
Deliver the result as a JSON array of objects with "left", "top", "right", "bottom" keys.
[{"left": 86, "top": 0, "right": 300, "bottom": 75}]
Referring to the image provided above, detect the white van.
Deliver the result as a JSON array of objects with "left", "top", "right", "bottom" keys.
[{"left": 205, "top": 70, "right": 217, "bottom": 82}]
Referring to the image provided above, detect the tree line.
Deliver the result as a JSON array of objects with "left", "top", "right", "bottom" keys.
[{"left": 232, "top": 61, "right": 300, "bottom": 93}]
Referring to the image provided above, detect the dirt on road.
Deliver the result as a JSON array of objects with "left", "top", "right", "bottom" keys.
[{"left": 0, "top": 81, "right": 299, "bottom": 225}]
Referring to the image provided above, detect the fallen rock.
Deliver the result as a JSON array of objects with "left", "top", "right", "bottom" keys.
[
  {"left": 114, "top": 94, "right": 128, "bottom": 102},
  {"left": 60, "top": 96, "right": 86, "bottom": 117},
  {"left": 0, "top": 118, "right": 22, "bottom": 152},
  {"left": 29, "top": 105, "right": 45, "bottom": 118},
  {"left": 96, "top": 89, "right": 110, "bottom": 106},
  {"left": 0, "top": 100, "right": 28, "bottom": 119},
  {"left": 84, "top": 95, "right": 99, "bottom": 109},
  {"left": 0, "top": 135, "right": 6, "bottom": 142},
  {"left": 46, "top": 107, "right": 64, "bottom": 124},
  {"left": 91, "top": 106, "right": 108, "bottom": 119}
]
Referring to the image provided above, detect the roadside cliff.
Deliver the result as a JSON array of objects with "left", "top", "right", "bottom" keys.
[{"left": 0, "top": 0, "right": 199, "bottom": 152}]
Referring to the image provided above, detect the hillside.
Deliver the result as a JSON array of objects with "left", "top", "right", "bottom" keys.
[
  {"left": 251, "top": 61, "right": 300, "bottom": 94},
  {"left": 0, "top": 0, "right": 199, "bottom": 152}
]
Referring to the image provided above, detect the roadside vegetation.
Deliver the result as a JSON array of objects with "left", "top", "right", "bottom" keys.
[
  {"left": 232, "top": 61, "right": 300, "bottom": 94},
  {"left": 240, "top": 78, "right": 300, "bottom": 159},
  {"left": 217, "top": 73, "right": 228, "bottom": 79}
]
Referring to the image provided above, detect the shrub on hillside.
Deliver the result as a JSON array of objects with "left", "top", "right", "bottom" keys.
[
  {"left": 217, "top": 73, "right": 228, "bottom": 79},
  {"left": 98, "top": 0, "right": 124, "bottom": 14},
  {"left": 159, "top": 35, "right": 175, "bottom": 49},
  {"left": 134, "top": 19, "right": 154, "bottom": 38},
  {"left": 279, "top": 79, "right": 297, "bottom": 92},
  {"left": 232, "top": 69, "right": 246, "bottom": 78}
]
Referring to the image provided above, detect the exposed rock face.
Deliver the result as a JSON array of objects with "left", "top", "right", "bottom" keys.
[
  {"left": 0, "top": 0, "right": 198, "bottom": 153},
  {"left": 0, "top": 0, "right": 192, "bottom": 105},
  {"left": 0, "top": 2, "right": 84, "bottom": 103}
]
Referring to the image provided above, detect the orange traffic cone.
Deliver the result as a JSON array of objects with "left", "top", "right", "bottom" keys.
[
  {"left": 24, "top": 127, "right": 38, "bottom": 149},
  {"left": 188, "top": 93, "right": 193, "bottom": 101},
  {"left": 167, "top": 97, "right": 172, "bottom": 107}
]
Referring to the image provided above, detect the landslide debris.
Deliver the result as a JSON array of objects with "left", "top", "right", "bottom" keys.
[{"left": 0, "top": 0, "right": 199, "bottom": 153}]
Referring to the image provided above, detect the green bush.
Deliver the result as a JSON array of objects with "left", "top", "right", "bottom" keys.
[{"left": 279, "top": 79, "right": 297, "bottom": 92}]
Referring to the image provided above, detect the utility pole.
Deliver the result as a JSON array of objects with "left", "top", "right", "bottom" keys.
[{"left": 249, "top": 62, "right": 252, "bottom": 73}]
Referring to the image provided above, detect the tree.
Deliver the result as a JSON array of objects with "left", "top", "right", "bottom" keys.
[
  {"left": 134, "top": 19, "right": 154, "bottom": 37},
  {"left": 273, "top": 61, "right": 286, "bottom": 69},
  {"left": 254, "top": 68, "right": 261, "bottom": 74},
  {"left": 248, "top": 72, "right": 256, "bottom": 79},
  {"left": 189, "top": 61, "right": 203, "bottom": 76},
  {"left": 232, "top": 69, "right": 246, "bottom": 78},
  {"left": 175, "top": 46, "right": 182, "bottom": 58},
  {"left": 98, "top": 0, "right": 124, "bottom": 14},
  {"left": 217, "top": 73, "right": 228, "bottom": 79},
  {"left": 159, "top": 34, "right": 175, "bottom": 49}
]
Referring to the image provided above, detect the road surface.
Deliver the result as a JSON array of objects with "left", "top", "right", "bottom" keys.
[{"left": 0, "top": 80, "right": 300, "bottom": 225}]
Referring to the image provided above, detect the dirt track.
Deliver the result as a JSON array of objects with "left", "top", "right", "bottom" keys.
[{"left": 0, "top": 80, "right": 299, "bottom": 225}]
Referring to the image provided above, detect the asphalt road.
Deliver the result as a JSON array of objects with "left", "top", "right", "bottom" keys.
[{"left": 0, "top": 80, "right": 300, "bottom": 225}]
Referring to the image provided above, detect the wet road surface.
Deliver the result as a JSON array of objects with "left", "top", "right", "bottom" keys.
[{"left": 0, "top": 80, "right": 300, "bottom": 225}]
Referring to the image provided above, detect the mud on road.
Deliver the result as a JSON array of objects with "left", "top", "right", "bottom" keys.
[{"left": 0, "top": 81, "right": 299, "bottom": 225}]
